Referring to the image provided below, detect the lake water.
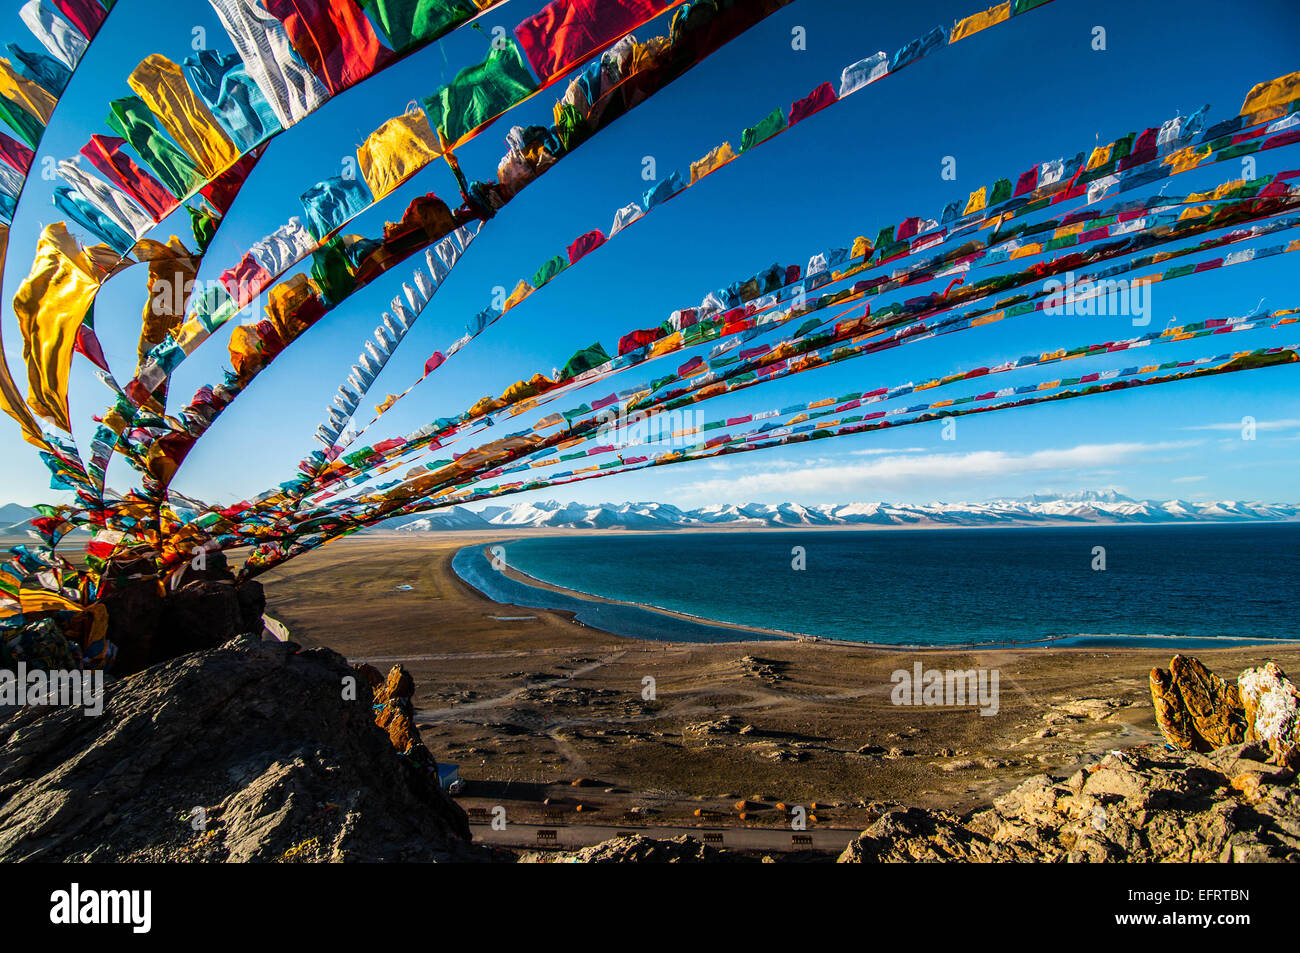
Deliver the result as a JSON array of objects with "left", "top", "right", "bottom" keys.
[{"left": 454, "top": 523, "right": 1300, "bottom": 646}]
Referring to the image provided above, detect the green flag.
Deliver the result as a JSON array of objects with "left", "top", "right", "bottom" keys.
[{"left": 420, "top": 38, "right": 537, "bottom": 145}]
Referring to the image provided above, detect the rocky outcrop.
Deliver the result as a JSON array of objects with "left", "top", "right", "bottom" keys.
[
  {"left": 371, "top": 663, "right": 424, "bottom": 762},
  {"left": 1149, "top": 665, "right": 1201, "bottom": 749},
  {"left": 0, "top": 635, "right": 483, "bottom": 862},
  {"left": 17, "top": 550, "right": 270, "bottom": 678},
  {"left": 1150, "top": 655, "right": 1298, "bottom": 765},
  {"left": 1239, "top": 663, "right": 1300, "bottom": 766},
  {"left": 838, "top": 743, "right": 1299, "bottom": 863},
  {"left": 518, "top": 834, "right": 744, "bottom": 863}
]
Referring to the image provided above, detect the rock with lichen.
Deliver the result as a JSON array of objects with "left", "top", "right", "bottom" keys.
[
  {"left": 1149, "top": 655, "right": 1247, "bottom": 752},
  {"left": 1238, "top": 663, "right": 1300, "bottom": 768},
  {"left": 1151, "top": 665, "right": 1201, "bottom": 749}
]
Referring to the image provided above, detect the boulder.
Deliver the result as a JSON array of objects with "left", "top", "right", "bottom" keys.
[
  {"left": 235, "top": 579, "right": 266, "bottom": 634},
  {"left": 158, "top": 580, "right": 244, "bottom": 657},
  {"left": 1171, "top": 655, "right": 1246, "bottom": 748},
  {"left": 99, "top": 572, "right": 164, "bottom": 675},
  {"left": 1149, "top": 655, "right": 1246, "bottom": 752},
  {"left": 1150, "top": 656, "right": 1299, "bottom": 764},
  {"left": 1238, "top": 663, "right": 1300, "bottom": 767},
  {"left": 100, "top": 572, "right": 266, "bottom": 677}
]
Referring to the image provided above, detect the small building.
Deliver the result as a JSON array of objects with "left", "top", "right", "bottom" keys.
[{"left": 436, "top": 763, "right": 461, "bottom": 793}]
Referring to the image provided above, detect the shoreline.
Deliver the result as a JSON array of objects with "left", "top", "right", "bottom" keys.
[
  {"left": 454, "top": 534, "right": 1300, "bottom": 652},
  {"left": 479, "top": 539, "right": 804, "bottom": 643},
  {"left": 449, "top": 537, "right": 788, "bottom": 645},
  {"left": 259, "top": 534, "right": 1300, "bottom": 824}
]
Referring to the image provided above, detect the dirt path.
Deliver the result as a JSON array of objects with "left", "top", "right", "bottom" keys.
[{"left": 416, "top": 650, "right": 627, "bottom": 723}]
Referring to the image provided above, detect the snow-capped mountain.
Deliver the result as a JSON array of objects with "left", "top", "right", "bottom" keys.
[
  {"left": 383, "top": 493, "right": 1300, "bottom": 531},
  {"left": 1017, "top": 489, "right": 1135, "bottom": 505}
]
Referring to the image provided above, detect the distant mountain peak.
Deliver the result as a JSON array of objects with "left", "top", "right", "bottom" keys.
[{"left": 1017, "top": 489, "right": 1135, "bottom": 504}]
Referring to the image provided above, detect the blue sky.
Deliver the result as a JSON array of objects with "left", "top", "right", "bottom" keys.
[{"left": 1, "top": 0, "right": 1298, "bottom": 510}]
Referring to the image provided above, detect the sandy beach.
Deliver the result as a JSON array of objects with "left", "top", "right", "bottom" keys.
[{"left": 260, "top": 531, "right": 1300, "bottom": 837}]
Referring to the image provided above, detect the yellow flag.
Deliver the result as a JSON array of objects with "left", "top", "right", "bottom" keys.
[
  {"left": 139, "top": 236, "right": 197, "bottom": 365},
  {"left": 689, "top": 142, "right": 736, "bottom": 184},
  {"left": 12, "top": 223, "right": 102, "bottom": 433},
  {"left": 20, "top": 586, "right": 83, "bottom": 613},
  {"left": 128, "top": 54, "right": 239, "bottom": 178},
  {"left": 0, "top": 223, "right": 55, "bottom": 448},
  {"left": 358, "top": 108, "right": 442, "bottom": 200},
  {"left": 1086, "top": 143, "right": 1112, "bottom": 171},
  {"left": 950, "top": 2, "right": 1010, "bottom": 43},
  {"left": 1241, "top": 70, "right": 1300, "bottom": 116},
  {"left": 503, "top": 279, "right": 533, "bottom": 311},
  {"left": 0, "top": 57, "right": 56, "bottom": 123}
]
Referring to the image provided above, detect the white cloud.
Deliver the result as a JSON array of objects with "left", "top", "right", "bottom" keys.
[
  {"left": 679, "top": 441, "right": 1200, "bottom": 498},
  {"left": 1184, "top": 418, "right": 1300, "bottom": 432},
  {"left": 1171, "top": 475, "right": 1206, "bottom": 483},
  {"left": 702, "top": 456, "right": 839, "bottom": 472},
  {"left": 848, "top": 446, "right": 929, "bottom": 456}
]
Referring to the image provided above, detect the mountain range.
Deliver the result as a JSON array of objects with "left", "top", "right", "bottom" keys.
[
  {"left": 0, "top": 504, "right": 38, "bottom": 536},
  {"left": 3, "top": 492, "right": 1294, "bottom": 538},
  {"left": 0, "top": 503, "right": 35, "bottom": 526},
  {"left": 382, "top": 491, "right": 1300, "bottom": 532}
]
